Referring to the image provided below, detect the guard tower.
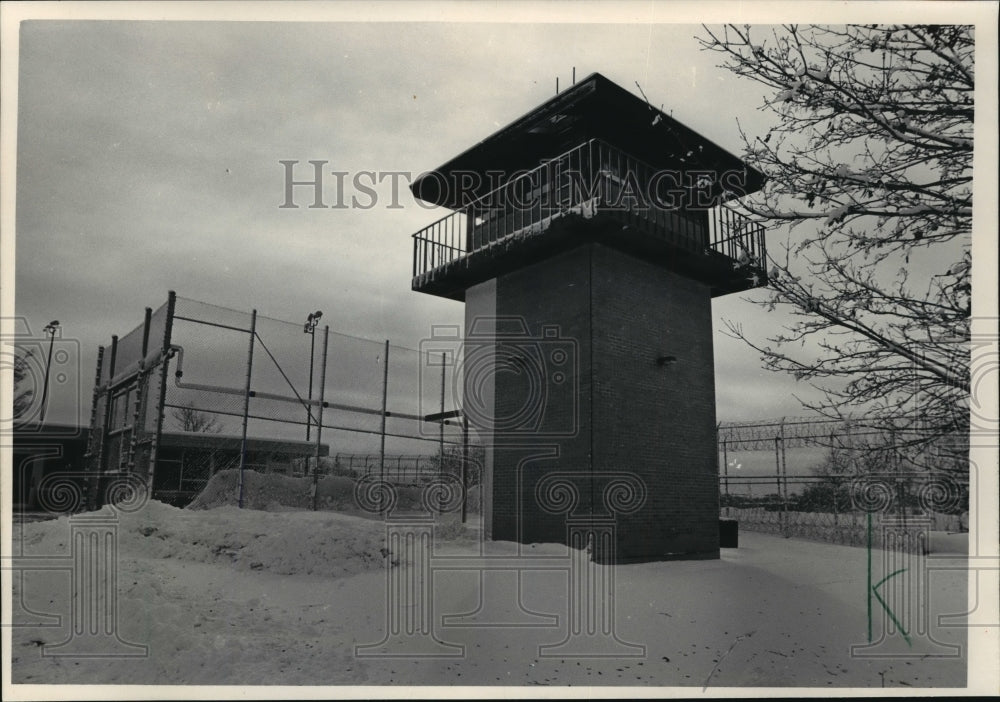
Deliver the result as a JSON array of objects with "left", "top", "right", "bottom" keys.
[{"left": 410, "top": 73, "right": 767, "bottom": 561}]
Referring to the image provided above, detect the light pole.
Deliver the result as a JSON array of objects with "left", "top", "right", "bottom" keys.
[
  {"left": 39, "top": 320, "right": 60, "bottom": 425},
  {"left": 303, "top": 310, "right": 322, "bottom": 445}
]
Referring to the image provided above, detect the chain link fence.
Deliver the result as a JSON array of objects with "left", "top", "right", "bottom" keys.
[
  {"left": 721, "top": 473, "right": 969, "bottom": 546},
  {"left": 85, "top": 291, "right": 478, "bottom": 511},
  {"left": 718, "top": 417, "right": 970, "bottom": 548}
]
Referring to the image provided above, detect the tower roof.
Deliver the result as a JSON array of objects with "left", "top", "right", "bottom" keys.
[{"left": 411, "top": 72, "right": 766, "bottom": 210}]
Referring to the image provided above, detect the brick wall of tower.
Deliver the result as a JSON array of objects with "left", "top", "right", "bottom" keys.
[
  {"left": 464, "top": 279, "right": 497, "bottom": 539},
  {"left": 590, "top": 243, "right": 720, "bottom": 560},
  {"left": 468, "top": 245, "right": 593, "bottom": 546},
  {"left": 465, "top": 240, "right": 719, "bottom": 560}
]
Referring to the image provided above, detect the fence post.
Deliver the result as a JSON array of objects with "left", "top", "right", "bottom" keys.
[
  {"left": 306, "top": 320, "right": 316, "bottom": 442},
  {"left": 124, "top": 369, "right": 145, "bottom": 475},
  {"left": 780, "top": 420, "right": 788, "bottom": 535},
  {"left": 237, "top": 309, "right": 257, "bottom": 509},
  {"left": 93, "top": 335, "right": 119, "bottom": 511},
  {"left": 378, "top": 340, "right": 389, "bottom": 511},
  {"left": 721, "top": 438, "right": 729, "bottom": 518},
  {"left": 82, "top": 347, "right": 105, "bottom": 510},
  {"left": 147, "top": 291, "right": 175, "bottom": 499},
  {"left": 312, "top": 326, "right": 329, "bottom": 511},
  {"left": 122, "top": 305, "right": 153, "bottom": 479},
  {"left": 773, "top": 436, "right": 781, "bottom": 535},
  {"left": 439, "top": 352, "right": 446, "bottom": 466}
]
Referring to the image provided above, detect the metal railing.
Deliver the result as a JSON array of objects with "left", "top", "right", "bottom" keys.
[
  {"left": 412, "top": 138, "right": 766, "bottom": 280},
  {"left": 709, "top": 204, "right": 766, "bottom": 269}
]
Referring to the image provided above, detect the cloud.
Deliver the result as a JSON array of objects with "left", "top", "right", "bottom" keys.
[{"left": 12, "top": 19, "right": 792, "bottom": 426}]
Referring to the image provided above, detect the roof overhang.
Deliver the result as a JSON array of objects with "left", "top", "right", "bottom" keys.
[{"left": 411, "top": 72, "right": 766, "bottom": 210}]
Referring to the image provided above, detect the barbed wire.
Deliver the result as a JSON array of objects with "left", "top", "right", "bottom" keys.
[{"left": 716, "top": 414, "right": 951, "bottom": 451}]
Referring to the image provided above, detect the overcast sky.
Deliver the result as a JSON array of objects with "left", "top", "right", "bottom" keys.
[{"left": 4, "top": 3, "right": 993, "bottom": 443}]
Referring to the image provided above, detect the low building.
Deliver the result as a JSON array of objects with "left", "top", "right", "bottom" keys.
[{"left": 11, "top": 421, "right": 327, "bottom": 509}]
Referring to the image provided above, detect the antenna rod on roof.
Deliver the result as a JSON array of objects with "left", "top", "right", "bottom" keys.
[
  {"left": 573, "top": 67, "right": 576, "bottom": 84},
  {"left": 635, "top": 80, "right": 653, "bottom": 109},
  {"left": 556, "top": 77, "right": 559, "bottom": 94}
]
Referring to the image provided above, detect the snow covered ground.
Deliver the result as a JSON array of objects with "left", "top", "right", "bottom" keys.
[{"left": 7, "top": 498, "right": 970, "bottom": 693}]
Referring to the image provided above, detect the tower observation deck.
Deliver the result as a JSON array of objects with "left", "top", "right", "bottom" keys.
[
  {"left": 408, "top": 73, "right": 768, "bottom": 562},
  {"left": 410, "top": 73, "right": 768, "bottom": 301}
]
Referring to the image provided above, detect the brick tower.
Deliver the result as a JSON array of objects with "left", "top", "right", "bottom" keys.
[{"left": 410, "top": 73, "right": 767, "bottom": 561}]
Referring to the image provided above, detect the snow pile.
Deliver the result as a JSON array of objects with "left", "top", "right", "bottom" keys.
[
  {"left": 187, "top": 468, "right": 483, "bottom": 515},
  {"left": 188, "top": 468, "right": 350, "bottom": 511},
  {"left": 188, "top": 468, "right": 421, "bottom": 513},
  {"left": 19, "top": 499, "right": 396, "bottom": 578},
  {"left": 10, "top": 524, "right": 968, "bottom": 687}
]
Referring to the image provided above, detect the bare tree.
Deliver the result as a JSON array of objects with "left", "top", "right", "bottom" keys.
[
  {"left": 698, "top": 25, "right": 972, "bottom": 467},
  {"left": 171, "top": 402, "right": 223, "bottom": 433}
]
